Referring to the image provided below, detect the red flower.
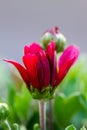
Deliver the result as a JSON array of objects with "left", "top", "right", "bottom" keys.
[{"left": 4, "top": 42, "right": 79, "bottom": 96}]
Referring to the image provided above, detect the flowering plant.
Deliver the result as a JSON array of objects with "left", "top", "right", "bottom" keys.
[{"left": 3, "top": 26, "right": 80, "bottom": 130}]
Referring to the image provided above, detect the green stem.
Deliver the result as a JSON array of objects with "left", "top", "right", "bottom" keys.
[
  {"left": 2, "top": 120, "right": 11, "bottom": 130},
  {"left": 39, "top": 100, "right": 46, "bottom": 130}
]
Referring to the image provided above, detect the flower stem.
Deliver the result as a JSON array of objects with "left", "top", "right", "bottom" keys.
[
  {"left": 48, "top": 100, "right": 54, "bottom": 130},
  {"left": 39, "top": 100, "right": 46, "bottom": 130}
]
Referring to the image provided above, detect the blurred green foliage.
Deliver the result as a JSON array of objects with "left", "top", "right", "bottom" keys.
[
  {"left": 0, "top": 54, "right": 87, "bottom": 130},
  {"left": 65, "top": 124, "right": 77, "bottom": 130}
]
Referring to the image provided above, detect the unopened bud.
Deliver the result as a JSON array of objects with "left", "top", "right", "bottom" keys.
[
  {"left": 13, "top": 123, "right": 20, "bottom": 130},
  {"left": 40, "top": 26, "right": 67, "bottom": 52},
  {"left": 40, "top": 32, "right": 54, "bottom": 49},
  {"left": 0, "top": 103, "right": 10, "bottom": 122},
  {"left": 33, "top": 123, "right": 40, "bottom": 130},
  {"left": 55, "top": 33, "right": 67, "bottom": 52}
]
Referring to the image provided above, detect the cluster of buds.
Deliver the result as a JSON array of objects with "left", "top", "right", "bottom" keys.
[{"left": 40, "top": 26, "right": 66, "bottom": 52}]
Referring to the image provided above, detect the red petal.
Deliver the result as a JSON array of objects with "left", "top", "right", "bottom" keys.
[
  {"left": 36, "top": 60, "right": 44, "bottom": 89},
  {"left": 3, "top": 59, "right": 30, "bottom": 88},
  {"left": 39, "top": 50, "right": 50, "bottom": 87},
  {"left": 56, "top": 45, "right": 80, "bottom": 85},
  {"left": 51, "top": 51, "right": 57, "bottom": 87},
  {"left": 23, "top": 52, "right": 50, "bottom": 90},
  {"left": 24, "top": 43, "right": 42, "bottom": 55},
  {"left": 23, "top": 54, "right": 40, "bottom": 90},
  {"left": 46, "top": 41, "right": 56, "bottom": 66},
  {"left": 24, "top": 43, "right": 51, "bottom": 89},
  {"left": 46, "top": 41, "right": 57, "bottom": 86}
]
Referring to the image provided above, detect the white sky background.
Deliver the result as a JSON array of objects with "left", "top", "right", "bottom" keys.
[{"left": 0, "top": 0, "right": 87, "bottom": 61}]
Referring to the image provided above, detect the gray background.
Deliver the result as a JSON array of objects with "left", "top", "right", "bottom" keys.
[{"left": 0, "top": 0, "right": 87, "bottom": 62}]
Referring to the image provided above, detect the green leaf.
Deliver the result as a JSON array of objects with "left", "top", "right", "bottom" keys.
[
  {"left": 53, "top": 93, "right": 84, "bottom": 128},
  {"left": 27, "top": 111, "right": 39, "bottom": 130},
  {"left": 65, "top": 124, "right": 76, "bottom": 130},
  {"left": 14, "top": 84, "right": 32, "bottom": 122}
]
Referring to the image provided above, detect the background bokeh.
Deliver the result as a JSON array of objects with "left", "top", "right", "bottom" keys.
[{"left": 0, "top": 0, "right": 87, "bottom": 61}]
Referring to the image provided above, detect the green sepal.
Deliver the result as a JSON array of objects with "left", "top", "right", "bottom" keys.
[{"left": 29, "top": 85, "right": 55, "bottom": 100}]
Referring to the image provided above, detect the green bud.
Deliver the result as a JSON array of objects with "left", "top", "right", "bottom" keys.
[
  {"left": 33, "top": 123, "right": 40, "bottom": 130},
  {"left": 55, "top": 33, "right": 67, "bottom": 52},
  {"left": 12, "top": 123, "right": 20, "bottom": 130},
  {"left": 0, "top": 103, "right": 10, "bottom": 122},
  {"left": 40, "top": 32, "right": 54, "bottom": 49}
]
